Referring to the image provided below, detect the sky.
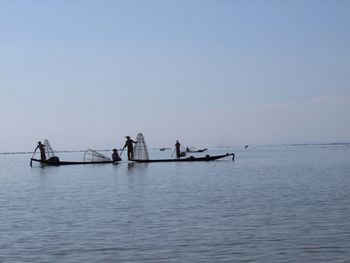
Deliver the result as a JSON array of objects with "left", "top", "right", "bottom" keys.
[{"left": 1, "top": 0, "right": 350, "bottom": 152}]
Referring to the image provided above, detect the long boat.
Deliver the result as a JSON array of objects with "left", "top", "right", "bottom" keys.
[
  {"left": 30, "top": 158, "right": 115, "bottom": 166},
  {"left": 30, "top": 144, "right": 118, "bottom": 167},
  {"left": 31, "top": 153, "right": 234, "bottom": 166},
  {"left": 132, "top": 153, "right": 235, "bottom": 163}
]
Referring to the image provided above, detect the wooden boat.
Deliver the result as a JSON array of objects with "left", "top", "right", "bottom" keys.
[
  {"left": 30, "top": 145, "right": 118, "bottom": 167},
  {"left": 186, "top": 148, "right": 208, "bottom": 153},
  {"left": 133, "top": 153, "right": 235, "bottom": 163},
  {"left": 160, "top": 147, "right": 171, "bottom": 151},
  {"left": 30, "top": 158, "right": 115, "bottom": 166}
]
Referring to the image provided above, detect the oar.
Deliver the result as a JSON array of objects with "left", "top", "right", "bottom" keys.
[
  {"left": 171, "top": 148, "right": 175, "bottom": 157},
  {"left": 119, "top": 147, "right": 125, "bottom": 159},
  {"left": 30, "top": 152, "right": 35, "bottom": 167}
]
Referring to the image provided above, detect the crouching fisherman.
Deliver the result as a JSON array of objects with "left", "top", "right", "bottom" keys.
[
  {"left": 112, "top": 149, "right": 121, "bottom": 163},
  {"left": 47, "top": 156, "right": 60, "bottom": 164}
]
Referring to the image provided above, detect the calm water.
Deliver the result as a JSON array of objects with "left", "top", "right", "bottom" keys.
[{"left": 1, "top": 145, "right": 350, "bottom": 262}]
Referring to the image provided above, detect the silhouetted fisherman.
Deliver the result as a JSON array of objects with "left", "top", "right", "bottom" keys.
[
  {"left": 33, "top": 141, "right": 46, "bottom": 160},
  {"left": 122, "top": 136, "right": 137, "bottom": 160},
  {"left": 112, "top": 149, "right": 120, "bottom": 162},
  {"left": 175, "top": 140, "right": 181, "bottom": 158}
]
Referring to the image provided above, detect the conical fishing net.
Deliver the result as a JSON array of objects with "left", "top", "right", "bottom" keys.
[
  {"left": 133, "top": 133, "right": 149, "bottom": 160},
  {"left": 83, "top": 149, "right": 111, "bottom": 162},
  {"left": 43, "top": 139, "right": 56, "bottom": 159}
]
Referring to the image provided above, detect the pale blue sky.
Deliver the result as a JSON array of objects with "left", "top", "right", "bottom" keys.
[{"left": 1, "top": 0, "right": 350, "bottom": 152}]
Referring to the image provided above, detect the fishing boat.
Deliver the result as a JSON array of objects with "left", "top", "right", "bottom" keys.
[
  {"left": 133, "top": 153, "right": 235, "bottom": 163},
  {"left": 30, "top": 158, "right": 114, "bottom": 166},
  {"left": 159, "top": 147, "right": 171, "bottom": 151},
  {"left": 30, "top": 140, "right": 117, "bottom": 167},
  {"left": 132, "top": 133, "right": 234, "bottom": 163},
  {"left": 30, "top": 135, "right": 235, "bottom": 166},
  {"left": 186, "top": 148, "right": 208, "bottom": 153}
]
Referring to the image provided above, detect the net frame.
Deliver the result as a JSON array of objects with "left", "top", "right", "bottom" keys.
[{"left": 83, "top": 149, "right": 111, "bottom": 162}]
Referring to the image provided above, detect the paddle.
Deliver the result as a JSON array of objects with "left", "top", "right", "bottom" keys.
[
  {"left": 119, "top": 147, "right": 125, "bottom": 159},
  {"left": 30, "top": 152, "right": 35, "bottom": 167},
  {"left": 30, "top": 144, "right": 40, "bottom": 167}
]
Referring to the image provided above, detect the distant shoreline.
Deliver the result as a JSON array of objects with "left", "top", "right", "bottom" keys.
[{"left": 288, "top": 142, "right": 350, "bottom": 147}]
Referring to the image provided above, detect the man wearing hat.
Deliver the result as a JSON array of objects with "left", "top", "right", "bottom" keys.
[
  {"left": 112, "top": 149, "right": 120, "bottom": 162},
  {"left": 122, "top": 136, "right": 137, "bottom": 160}
]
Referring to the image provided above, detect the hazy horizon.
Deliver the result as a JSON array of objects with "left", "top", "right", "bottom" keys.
[
  {"left": 1, "top": 140, "right": 350, "bottom": 154},
  {"left": 1, "top": 0, "right": 350, "bottom": 152}
]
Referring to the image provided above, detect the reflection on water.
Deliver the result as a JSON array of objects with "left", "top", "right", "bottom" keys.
[
  {"left": 127, "top": 162, "right": 134, "bottom": 169},
  {"left": 1, "top": 146, "right": 350, "bottom": 262}
]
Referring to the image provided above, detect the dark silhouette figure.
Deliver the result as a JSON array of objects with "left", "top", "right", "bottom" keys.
[
  {"left": 122, "top": 136, "right": 137, "bottom": 160},
  {"left": 175, "top": 140, "right": 181, "bottom": 158},
  {"left": 34, "top": 141, "right": 46, "bottom": 160},
  {"left": 112, "top": 149, "right": 120, "bottom": 162}
]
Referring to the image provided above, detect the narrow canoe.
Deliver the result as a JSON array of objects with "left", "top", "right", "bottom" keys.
[
  {"left": 133, "top": 153, "right": 235, "bottom": 163},
  {"left": 31, "top": 153, "right": 235, "bottom": 165}
]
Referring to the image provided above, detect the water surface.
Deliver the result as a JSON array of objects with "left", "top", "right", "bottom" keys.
[{"left": 1, "top": 145, "right": 350, "bottom": 262}]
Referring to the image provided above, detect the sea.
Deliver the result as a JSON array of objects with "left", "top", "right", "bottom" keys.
[{"left": 1, "top": 145, "right": 350, "bottom": 263}]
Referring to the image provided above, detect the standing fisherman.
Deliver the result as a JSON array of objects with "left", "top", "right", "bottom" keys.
[
  {"left": 122, "top": 136, "right": 137, "bottom": 160},
  {"left": 33, "top": 141, "right": 46, "bottom": 160},
  {"left": 175, "top": 140, "right": 181, "bottom": 158}
]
